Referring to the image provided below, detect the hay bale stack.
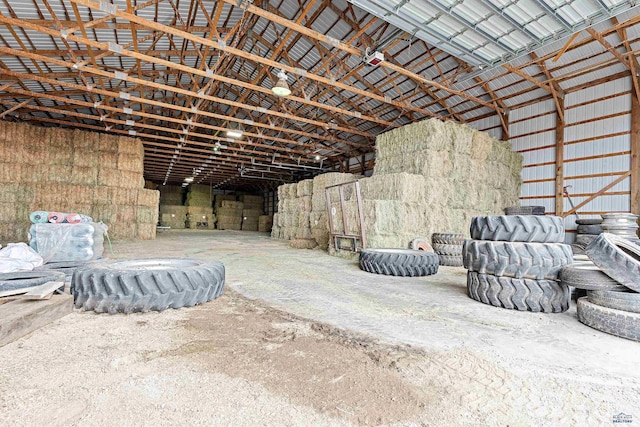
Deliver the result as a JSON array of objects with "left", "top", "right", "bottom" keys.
[
  {"left": 159, "top": 185, "right": 183, "bottom": 205},
  {"left": 217, "top": 200, "right": 243, "bottom": 230},
  {"left": 0, "top": 121, "right": 157, "bottom": 245},
  {"left": 271, "top": 182, "right": 313, "bottom": 240},
  {"left": 187, "top": 206, "right": 215, "bottom": 229},
  {"left": 259, "top": 215, "right": 273, "bottom": 232},
  {"left": 239, "top": 194, "right": 264, "bottom": 211},
  {"left": 323, "top": 119, "right": 522, "bottom": 252},
  {"left": 214, "top": 194, "right": 236, "bottom": 215},
  {"left": 271, "top": 213, "right": 281, "bottom": 238},
  {"left": 186, "top": 184, "right": 212, "bottom": 207},
  {"left": 159, "top": 205, "right": 187, "bottom": 229},
  {"left": 241, "top": 208, "right": 261, "bottom": 231}
]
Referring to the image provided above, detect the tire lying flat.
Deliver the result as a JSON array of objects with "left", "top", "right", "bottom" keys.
[
  {"left": 470, "top": 215, "right": 565, "bottom": 243},
  {"left": 587, "top": 289, "right": 640, "bottom": 314},
  {"left": 359, "top": 249, "right": 439, "bottom": 277},
  {"left": 463, "top": 240, "right": 572, "bottom": 280},
  {"left": 72, "top": 258, "right": 225, "bottom": 314},
  {"left": 585, "top": 233, "right": 640, "bottom": 292},
  {"left": 577, "top": 297, "right": 640, "bottom": 342},
  {"left": 431, "top": 233, "right": 464, "bottom": 245},
  {"left": 559, "top": 263, "right": 623, "bottom": 291},
  {"left": 0, "top": 270, "right": 66, "bottom": 292},
  {"left": 438, "top": 254, "right": 464, "bottom": 267},
  {"left": 466, "top": 271, "right": 569, "bottom": 313}
]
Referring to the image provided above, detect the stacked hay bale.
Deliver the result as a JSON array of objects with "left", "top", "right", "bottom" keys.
[
  {"left": 239, "top": 194, "right": 264, "bottom": 231},
  {"left": 372, "top": 118, "right": 521, "bottom": 235},
  {"left": 0, "top": 121, "right": 159, "bottom": 245},
  {"left": 271, "top": 182, "right": 316, "bottom": 242},
  {"left": 217, "top": 200, "right": 243, "bottom": 230},
  {"left": 159, "top": 205, "right": 187, "bottom": 229},
  {"left": 214, "top": 194, "right": 236, "bottom": 217},
  {"left": 185, "top": 184, "right": 214, "bottom": 229},
  {"left": 258, "top": 215, "right": 273, "bottom": 232},
  {"left": 159, "top": 185, "right": 186, "bottom": 229}
]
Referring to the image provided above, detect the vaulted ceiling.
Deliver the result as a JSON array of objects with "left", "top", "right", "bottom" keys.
[{"left": 0, "top": 0, "right": 638, "bottom": 190}]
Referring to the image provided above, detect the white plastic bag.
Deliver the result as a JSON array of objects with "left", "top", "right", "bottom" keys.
[{"left": 0, "top": 243, "right": 44, "bottom": 273}]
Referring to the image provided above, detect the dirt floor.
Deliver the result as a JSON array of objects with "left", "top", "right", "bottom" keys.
[{"left": 1, "top": 230, "right": 639, "bottom": 426}]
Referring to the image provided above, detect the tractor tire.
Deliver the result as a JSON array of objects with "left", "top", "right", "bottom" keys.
[
  {"left": 585, "top": 233, "right": 640, "bottom": 292},
  {"left": 470, "top": 215, "right": 565, "bottom": 243},
  {"left": 0, "top": 270, "right": 66, "bottom": 292},
  {"left": 359, "top": 249, "right": 439, "bottom": 277},
  {"left": 587, "top": 289, "right": 640, "bottom": 314},
  {"left": 577, "top": 297, "right": 640, "bottom": 341},
  {"left": 431, "top": 233, "right": 464, "bottom": 245},
  {"left": 72, "top": 258, "right": 225, "bottom": 314},
  {"left": 467, "top": 272, "right": 569, "bottom": 313},
  {"left": 463, "top": 240, "right": 572, "bottom": 280}
]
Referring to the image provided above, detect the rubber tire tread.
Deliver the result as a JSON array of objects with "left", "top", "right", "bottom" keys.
[
  {"left": 359, "top": 249, "right": 439, "bottom": 277},
  {"left": 71, "top": 259, "right": 225, "bottom": 314},
  {"left": 577, "top": 297, "right": 640, "bottom": 341},
  {"left": 585, "top": 233, "right": 640, "bottom": 292},
  {"left": 470, "top": 215, "right": 565, "bottom": 243},
  {"left": 0, "top": 270, "right": 66, "bottom": 292},
  {"left": 431, "top": 233, "right": 464, "bottom": 245},
  {"left": 577, "top": 224, "right": 603, "bottom": 235},
  {"left": 438, "top": 255, "right": 463, "bottom": 267},
  {"left": 467, "top": 272, "right": 569, "bottom": 313},
  {"left": 464, "top": 241, "right": 572, "bottom": 280},
  {"left": 587, "top": 289, "right": 640, "bottom": 314},
  {"left": 559, "top": 263, "right": 621, "bottom": 291},
  {"left": 433, "top": 243, "right": 463, "bottom": 256}
]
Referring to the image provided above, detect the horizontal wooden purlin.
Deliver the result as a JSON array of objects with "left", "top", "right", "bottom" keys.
[
  {"left": 0, "top": 42, "right": 375, "bottom": 143},
  {"left": 0, "top": 98, "right": 338, "bottom": 160},
  {"left": 21, "top": 19, "right": 232, "bottom": 33},
  {"left": 522, "top": 151, "right": 632, "bottom": 168},
  {"left": 220, "top": 0, "right": 499, "bottom": 113},
  {"left": 0, "top": 80, "right": 363, "bottom": 152},
  {"left": 72, "top": 0, "right": 455, "bottom": 121},
  {"left": 43, "top": 10, "right": 412, "bottom": 127},
  {"left": 523, "top": 171, "right": 630, "bottom": 184},
  {"left": 520, "top": 191, "right": 629, "bottom": 200}
]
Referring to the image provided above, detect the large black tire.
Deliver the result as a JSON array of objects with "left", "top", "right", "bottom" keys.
[
  {"left": 576, "top": 218, "right": 603, "bottom": 226},
  {"left": 577, "top": 297, "right": 640, "bottom": 341},
  {"left": 438, "top": 254, "right": 464, "bottom": 267},
  {"left": 467, "top": 272, "right": 569, "bottom": 313},
  {"left": 585, "top": 233, "right": 640, "bottom": 292},
  {"left": 359, "top": 249, "right": 439, "bottom": 277},
  {"left": 577, "top": 224, "right": 603, "bottom": 235},
  {"left": 432, "top": 243, "right": 463, "bottom": 256},
  {"left": 470, "top": 215, "right": 565, "bottom": 243},
  {"left": 0, "top": 271, "right": 66, "bottom": 292},
  {"left": 504, "top": 206, "right": 545, "bottom": 216},
  {"left": 463, "top": 240, "right": 572, "bottom": 280},
  {"left": 559, "top": 263, "right": 622, "bottom": 291},
  {"left": 431, "top": 233, "right": 464, "bottom": 245},
  {"left": 587, "top": 289, "right": 640, "bottom": 314},
  {"left": 72, "top": 258, "right": 225, "bottom": 314},
  {"left": 575, "top": 234, "right": 597, "bottom": 246}
]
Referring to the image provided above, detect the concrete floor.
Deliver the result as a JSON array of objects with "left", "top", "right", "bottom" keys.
[{"left": 2, "top": 229, "right": 640, "bottom": 425}]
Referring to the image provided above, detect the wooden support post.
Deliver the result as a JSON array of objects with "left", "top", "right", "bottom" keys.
[
  {"left": 632, "top": 93, "right": 639, "bottom": 214},
  {"left": 555, "top": 97, "right": 565, "bottom": 216}
]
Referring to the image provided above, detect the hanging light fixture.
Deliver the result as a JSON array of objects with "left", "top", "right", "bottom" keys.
[{"left": 272, "top": 69, "right": 291, "bottom": 97}]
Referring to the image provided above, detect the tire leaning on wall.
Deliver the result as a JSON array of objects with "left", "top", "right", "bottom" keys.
[{"left": 72, "top": 258, "right": 225, "bottom": 314}]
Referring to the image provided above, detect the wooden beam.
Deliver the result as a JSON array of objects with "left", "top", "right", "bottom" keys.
[
  {"left": 564, "top": 171, "right": 632, "bottom": 217},
  {"left": 632, "top": 92, "right": 640, "bottom": 214},
  {"left": 553, "top": 32, "right": 580, "bottom": 62},
  {"left": 555, "top": 97, "right": 565, "bottom": 216}
]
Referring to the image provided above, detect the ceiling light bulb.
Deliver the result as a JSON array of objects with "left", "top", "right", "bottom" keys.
[
  {"left": 272, "top": 69, "right": 291, "bottom": 97},
  {"left": 226, "top": 129, "right": 243, "bottom": 138},
  {"left": 315, "top": 155, "right": 321, "bottom": 161},
  {"left": 184, "top": 177, "right": 194, "bottom": 183}
]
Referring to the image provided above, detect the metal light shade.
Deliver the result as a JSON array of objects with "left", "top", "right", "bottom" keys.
[{"left": 272, "top": 77, "right": 291, "bottom": 97}]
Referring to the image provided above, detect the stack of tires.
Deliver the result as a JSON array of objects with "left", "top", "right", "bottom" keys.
[
  {"left": 503, "top": 205, "right": 545, "bottom": 216},
  {"left": 567, "top": 233, "right": 640, "bottom": 341},
  {"left": 600, "top": 213, "right": 640, "bottom": 245},
  {"left": 571, "top": 218, "right": 603, "bottom": 255},
  {"left": 431, "top": 233, "right": 464, "bottom": 267},
  {"left": 463, "top": 215, "right": 572, "bottom": 313}
]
